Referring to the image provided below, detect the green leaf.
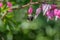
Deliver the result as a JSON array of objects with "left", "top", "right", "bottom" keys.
[
  {"left": 0, "top": 19, "right": 5, "bottom": 32},
  {"left": 46, "top": 26, "right": 56, "bottom": 36},
  {"left": 21, "top": 21, "right": 30, "bottom": 29},
  {"left": 7, "top": 32, "right": 13, "bottom": 40},
  {"left": 36, "top": 34, "right": 50, "bottom": 40},
  {"left": 54, "top": 33, "right": 60, "bottom": 40}
]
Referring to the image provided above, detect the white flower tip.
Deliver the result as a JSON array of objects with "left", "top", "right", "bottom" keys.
[
  {"left": 43, "top": 13, "right": 45, "bottom": 16},
  {"left": 47, "top": 18, "right": 49, "bottom": 22},
  {"left": 34, "top": 15, "right": 38, "bottom": 19},
  {"left": 28, "top": 14, "right": 32, "bottom": 17},
  {"left": 55, "top": 16, "right": 58, "bottom": 21}
]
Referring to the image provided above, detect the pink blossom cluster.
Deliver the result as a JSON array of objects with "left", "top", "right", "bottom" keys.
[
  {"left": 28, "top": 4, "right": 60, "bottom": 21},
  {"left": 34, "top": 7, "right": 41, "bottom": 19},
  {"left": 0, "top": 2, "right": 12, "bottom": 12},
  {"left": 7, "top": 2, "right": 12, "bottom": 12},
  {"left": 46, "top": 4, "right": 60, "bottom": 21}
]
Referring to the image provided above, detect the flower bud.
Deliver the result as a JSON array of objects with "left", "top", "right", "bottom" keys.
[
  {"left": 8, "top": 8, "right": 12, "bottom": 12},
  {"left": 36, "top": 8, "right": 41, "bottom": 15},
  {"left": 34, "top": 7, "right": 41, "bottom": 19},
  {"left": 0, "top": 2, "right": 3, "bottom": 8},
  {"left": 46, "top": 10, "right": 54, "bottom": 20},
  {"left": 51, "top": 4, "right": 56, "bottom": 10},
  {"left": 54, "top": 9, "right": 58, "bottom": 16},
  {"left": 7, "top": 2, "right": 12, "bottom": 12},
  {"left": 56, "top": 10, "right": 60, "bottom": 18},
  {"left": 28, "top": 6, "right": 33, "bottom": 15},
  {"left": 54, "top": 9, "right": 60, "bottom": 20},
  {"left": 42, "top": 4, "right": 51, "bottom": 15},
  {"left": 7, "top": 2, "right": 12, "bottom": 8}
]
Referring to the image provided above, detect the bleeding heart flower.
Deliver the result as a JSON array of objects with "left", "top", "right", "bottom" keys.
[
  {"left": 54, "top": 9, "right": 60, "bottom": 20},
  {"left": 7, "top": 2, "right": 12, "bottom": 8},
  {"left": 7, "top": 2, "right": 13, "bottom": 12},
  {"left": 34, "top": 7, "right": 41, "bottom": 19},
  {"left": 28, "top": 6, "right": 33, "bottom": 15},
  {"left": 54, "top": 9, "right": 58, "bottom": 16},
  {"left": 42, "top": 4, "right": 51, "bottom": 15},
  {"left": 54, "top": 9, "right": 60, "bottom": 17},
  {"left": 54, "top": 9, "right": 59, "bottom": 20},
  {"left": 0, "top": 2, "right": 3, "bottom": 8},
  {"left": 8, "top": 8, "right": 12, "bottom": 12},
  {"left": 27, "top": 6, "right": 33, "bottom": 21},
  {"left": 51, "top": 4, "right": 56, "bottom": 10},
  {"left": 46, "top": 10, "right": 54, "bottom": 20},
  {"left": 36, "top": 7, "right": 41, "bottom": 15},
  {"left": 58, "top": 10, "right": 60, "bottom": 18}
]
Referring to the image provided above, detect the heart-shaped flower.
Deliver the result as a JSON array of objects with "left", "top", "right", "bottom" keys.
[
  {"left": 34, "top": 7, "right": 41, "bottom": 19},
  {"left": 54, "top": 9, "right": 60, "bottom": 20},
  {"left": 42, "top": 4, "right": 51, "bottom": 15},
  {"left": 0, "top": 2, "right": 3, "bottom": 8},
  {"left": 51, "top": 4, "right": 56, "bottom": 10},
  {"left": 46, "top": 10, "right": 54, "bottom": 20},
  {"left": 28, "top": 6, "right": 33, "bottom": 15},
  {"left": 7, "top": 2, "right": 13, "bottom": 12},
  {"left": 7, "top": 2, "right": 12, "bottom": 8}
]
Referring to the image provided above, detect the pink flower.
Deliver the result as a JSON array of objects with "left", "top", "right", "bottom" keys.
[
  {"left": 54, "top": 9, "right": 58, "bottom": 16},
  {"left": 42, "top": 4, "right": 51, "bottom": 15},
  {"left": 51, "top": 4, "right": 56, "bottom": 10},
  {"left": 56, "top": 10, "right": 60, "bottom": 18},
  {"left": 58, "top": 10, "right": 60, "bottom": 17},
  {"left": 46, "top": 10, "right": 50, "bottom": 16},
  {"left": 0, "top": 2, "right": 3, "bottom": 8},
  {"left": 54, "top": 9, "right": 60, "bottom": 20},
  {"left": 54, "top": 9, "right": 60, "bottom": 17},
  {"left": 7, "top": 2, "right": 12, "bottom": 7},
  {"left": 36, "top": 8, "right": 41, "bottom": 15},
  {"left": 34, "top": 7, "right": 41, "bottom": 19},
  {"left": 8, "top": 8, "right": 13, "bottom": 12},
  {"left": 28, "top": 6, "right": 33, "bottom": 15},
  {"left": 46, "top": 10, "right": 54, "bottom": 20},
  {"left": 7, "top": 2, "right": 13, "bottom": 12}
]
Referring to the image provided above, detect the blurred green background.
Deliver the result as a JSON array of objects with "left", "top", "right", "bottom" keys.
[{"left": 0, "top": 0, "right": 60, "bottom": 40}]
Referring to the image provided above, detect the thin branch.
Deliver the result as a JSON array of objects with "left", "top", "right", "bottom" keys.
[
  {"left": 12, "top": 1, "right": 60, "bottom": 10},
  {"left": 30, "top": 0, "right": 32, "bottom": 2},
  {"left": 12, "top": 2, "right": 40, "bottom": 10}
]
